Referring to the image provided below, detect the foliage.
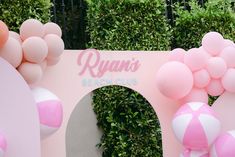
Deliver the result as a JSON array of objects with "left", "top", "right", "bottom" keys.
[
  {"left": 86, "top": 0, "right": 172, "bottom": 50},
  {"left": 0, "top": 0, "right": 51, "bottom": 32},
  {"left": 173, "top": 0, "right": 235, "bottom": 50},
  {"left": 93, "top": 86, "right": 162, "bottom": 157}
]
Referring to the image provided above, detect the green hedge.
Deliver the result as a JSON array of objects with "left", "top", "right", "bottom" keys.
[
  {"left": 87, "top": 0, "right": 170, "bottom": 156},
  {"left": 173, "top": 0, "right": 235, "bottom": 50},
  {"left": 0, "top": 0, "right": 51, "bottom": 32}
]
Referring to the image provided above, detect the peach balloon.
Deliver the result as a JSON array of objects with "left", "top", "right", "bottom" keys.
[
  {"left": 9, "top": 31, "right": 22, "bottom": 44},
  {"left": 202, "top": 32, "right": 224, "bottom": 56},
  {"left": 43, "top": 22, "right": 62, "bottom": 37},
  {"left": 20, "top": 19, "right": 44, "bottom": 40},
  {"left": 47, "top": 56, "right": 60, "bottom": 66},
  {"left": 44, "top": 34, "right": 64, "bottom": 58},
  {"left": 18, "top": 62, "right": 43, "bottom": 84},
  {"left": 181, "top": 88, "right": 208, "bottom": 104},
  {"left": 221, "top": 68, "right": 235, "bottom": 93},
  {"left": 193, "top": 69, "right": 211, "bottom": 88},
  {"left": 156, "top": 61, "right": 193, "bottom": 100},
  {"left": 169, "top": 48, "right": 186, "bottom": 62},
  {"left": 184, "top": 48, "right": 208, "bottom": 71},
  {"left": 0, "top": 37, "right": 22, "bottom": 68},
  {"left": 206, "top": 79, "right": 224, "bottom": 96},
  {"left": 220, "top": 46, "right": 235, "bottom": 68},
  {"left": 206, "top": 57, "right": 227, "bottom": 79},
  {"left": 0, "top": 20, "right": 9, "bottom": 48},
  {"left": 22, "top": 37, "right": 48, "bottom": 63}
]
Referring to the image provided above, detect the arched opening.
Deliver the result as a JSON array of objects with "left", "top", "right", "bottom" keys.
[{"left": 66, "top": 85, "right": 162, "bottom": 157}]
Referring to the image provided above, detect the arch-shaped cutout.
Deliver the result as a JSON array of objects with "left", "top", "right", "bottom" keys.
[{"left": 66, "top": 85, "right": 162, "bottom": 157}]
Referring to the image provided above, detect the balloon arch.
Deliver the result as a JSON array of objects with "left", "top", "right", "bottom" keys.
[{"left": 1, "top": 19, "right": 235, "bottom": 157}]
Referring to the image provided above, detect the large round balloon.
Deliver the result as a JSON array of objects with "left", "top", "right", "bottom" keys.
[
  {"left": 210, "top": 130, "right": 235, "bottom": 157},
  {"left": 44, "top": 34, "right": 64, "bottom": 58},
  {"left": 43, "top": 22, "right": 62, "bottom": 37},
  {"left": 20, "top": 19, "right": 44, "bottom": 40},
  {"left": 172, "top": 102, "right": 221, "bottom": 150},
  {"left": 156, "top": 61, "right": 193, "bottom": 99},
  {"left": 180, "top": 149, "right": 209, "bottom": 157},
  {"left": 31, "top": 87, "right": 63, "bottom": 139},
  {"left": 0, "top": 20, "right": 9, "bottom": 48},
  {"left": 0, "top": 134, "right": 7, "bottom": 157}
]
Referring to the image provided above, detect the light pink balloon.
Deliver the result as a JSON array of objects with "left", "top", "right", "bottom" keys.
[
  {"left": 181, "top": 88, "right": 208, "bottom": 104},
  {"left": 221, "top": 68, "right": 235, "bottom": 93},
  {"left": 20, "top": 19, "right": 44, "bottom": 40},
  {"left": 184, "top": 48, "right": 208, "bottom": 71},
  {"left": 39, "top": 60, "right": 47, "bottom": 71},
  {"left": 44, "top": 34, "right": 64, "bottom": 58},
  {"left": 220, "top": 46, "right": 235, "bottom": 68},
  {"left": 0, "top": 37, "right": 22, "bottom": 68},
  {"left": 193, "top": 69, "right": 211, "bottom": 88},
  {"left": 22, "top": 37, "right": 48, "bottom": 63},
  {"left": 169, "top": 48, "right": 186, "bottom": 62},
  {"left": 43, "top": 22, "right": 62, "bottom": 37},
  {"left": 206, "top": 79, "right": 224, "bottom": 96},
  {"left": 9, "top": 31, "right": 22, "bottom": 44},
  {"left": 206, "top": 57, "right": 227, "bottom": 79},
  {"left": 224, "top": 39, "right": 235, "bottom": 47},
  {"left": 17, "top": 62, "right": 43, "bottom": 84},
  {"left": 47, "top": 56, "right": 60, "bottom": 66},
  {"left": 156, "top": 61, "right": 193, "bottom": 100},
  {"left": 202, "top": 32, "right": 224, "bottom": 56}
]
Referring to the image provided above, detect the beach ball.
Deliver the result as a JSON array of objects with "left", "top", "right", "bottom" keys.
[
  {"left": 172, "top": 102, "right": 221, "bottom": 150},
  {"left": 211, "top": 130, "right": 235, "bottom": 157},
  {"left": 180, "top": 149, "right": 209, "bottom": 157},
  {"left": 31, "top": 87, "right": 63, "bottom": 139},
  {"left": 0, "top": 134, "right": 7, "bottom": 157}
]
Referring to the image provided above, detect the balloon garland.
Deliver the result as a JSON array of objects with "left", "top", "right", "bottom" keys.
[{"left": 156, "top": 32, "right": 235, "bottom": 156}]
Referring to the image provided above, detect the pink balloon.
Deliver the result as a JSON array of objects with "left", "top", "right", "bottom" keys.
[
  {"left": 184, "top": 48, "right": 208, "bottom": 71},
  {"left": 169, "top": 48, "right": 186, "bottom": 62},
  {"left": 17, "top": 62, "right": 43, "bottom": 84},
  {"left": 220, "top": 46, "right": 235, "bottom": 68},
  {"left": 206, "top": 79, "right": 224, "bottom": 96},
  {"left": 44, "top": 34, "right": 64, "bottom": 58},
  {"left": 22, "top": 37, "right": 48, "bottom": 63},
  {"left": 47, "top": 56, "right": 60, "bottom": 66},
  {"left": 211, "top": 131, "right": 235, "bottom": 157},
  {"left": 202, "top": 32, "right": 224, "bottom": 56},
  {"left": 39, "top": 60, "right": 47, "bottom": 71},
  {"left": 193, "top": 69, "right": 211, "bottom": 88},
  {"left": 43, "top": 22, "right": 62, "bottom": 37},
  {"left": 221, "top": 68, "right": 235, "bottom": 93},
  {"left": 181, "top": 88, "right": 208, "bottom": 104},
  {"left": 9, "top": 31, "right": 22, "bottom": 44},
  {"left": 20, "top": 19, "right": 44, "bottom": 40},
  {"left": 156, "top": 61, "right": 193, "bottom": 99},
  {"left": 0, "top": 37, "right": 22, "bottom": 68},
  {"left": 224, "top": 39, "right": 235, "bottom": 48},
  {"left": 206, "top": 57, "right": 227, "bottom": 79}
]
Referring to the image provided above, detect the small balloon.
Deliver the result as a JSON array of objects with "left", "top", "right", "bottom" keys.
[
  {"left": 202, "top": 32, "right": 224, "bottom": 56},
  {"left": 43, "top": 22, "right": 62, "bottom": 37},
  {"left": 9, "top": 31, "right": 22, "bottom": 44},
  {"left": 224, "top": 39, "right": 235, "bottom": 48},
  {"left": 47, "top": 56, "right": 60, "bottom": 66},
  {"left": 206, "top": 79, "right": 224, "bottom": 96},
  {"left": 0, "top": 37, "right": 22, "bottom": 68},
  {"left": 221, "top": 68, "right": 235, "bottom": 93},
  {"left": 206, "top": 57, "right": 227, "bottom": 79},
  {"left": 169, "top": 48, "right": 186, "bottom": 62},
  {"left": 0, "top": 20, "right": 9, "bottom": 48},
  {"left": 39, "top": 60, "right": 47, "bottom": 71},
  {"left": 193, "top": 69, "right": 211, "bottom": 88},
  {"left": 220, "top": 46, "right": 235, "bottom": 68},
  {"left": 156, "top": 61, "right": 193, "bottom": 100},
  {"left": 181, "top": 88, "right": 208, "bottom": 104},
  {"left": 44, "top": 34, "right": 64, "bottom": 58},
  {"left": 22, "top": 37, "right": 48, "bottom": 63},
  {"left": 17, "top": 62, "right": 43, "bottom": 84},
  {"left": 20, "top": 19, "right": 44, "bottom": 40}
]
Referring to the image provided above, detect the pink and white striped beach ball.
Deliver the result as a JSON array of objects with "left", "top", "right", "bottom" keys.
[
  {"left": 211, "top": 130, "right": 235, "bottom": 157},
  {"left": 172, "top": 102, "right": 221, "bottom": 150},
  {"left": 180, "top": 149, "right": 209, "bottom": 157},
  {"left": 0, "top": 134, "right": 7, "bottom": 157},
  {"left": 32, "top": 87, "right": 63, "bottom": 139}
]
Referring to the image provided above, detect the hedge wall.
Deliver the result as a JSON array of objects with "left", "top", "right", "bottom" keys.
[
  {"left": 87, "top": 0, "right": 171, "bottom": 156},
  {"left": 0, "top": 0, "right": 51, "bottom": 32},
  {"left": 173, "top": 0, "right": 235, "bottom": 50}
]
